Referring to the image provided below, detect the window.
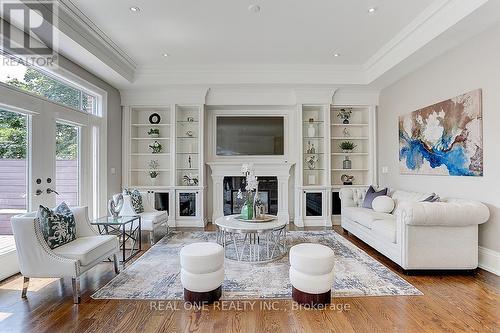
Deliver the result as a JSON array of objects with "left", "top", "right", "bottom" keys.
[{"left": 0, "top": 53, "right": 98, "bottom": 114}]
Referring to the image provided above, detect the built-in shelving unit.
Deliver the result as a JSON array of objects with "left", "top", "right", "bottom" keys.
[
  {"left": 330, "top": 106, "right": 376, "bottom": 189},
  {"left": 126, "top": 107, "right": 172, "bottom": 188}
]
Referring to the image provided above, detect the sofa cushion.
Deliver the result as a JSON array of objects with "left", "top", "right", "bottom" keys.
[
  {"left": 371, "top": 219, "right": 397, "bottom": 243},
  {"left": 343, "top": 207, "right": 395, "bottom": 229},
  {"left": 53, "top": 235, "right": 118, "bottom": 266},
  {"left": 136, "top": 211, "right": 168, "bottom": 231},
  {"left": 372, "top": 196, "right": 395, "bottom": 213},
  {"left": 123, "top": 188, "right": 144, "bottom": 213},
  {"left": 362, "top": 186, "right": 388, "bottom": 209},
  {"left": 391, "top": 190, "right": 434, "bottom": 214},
  {"left": 38, "top": 202, "right": 76, "bottom": 249}
]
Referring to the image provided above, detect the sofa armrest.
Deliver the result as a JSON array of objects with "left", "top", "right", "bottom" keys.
[
  {"left": 339, "top": 187, "right": 368, "bottom": 208},
  {"left": 398, "top": 200, "right": 490, "bottom": 227},
  {"left": 120, "top": 195, "right": 138, "bottom": 216}
]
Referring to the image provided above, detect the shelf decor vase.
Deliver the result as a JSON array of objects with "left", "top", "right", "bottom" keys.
[
  {"left": 307, "top": 124, "right": 315, "bottom": 138},
  {"left": 343, "top": 119, "right": 350, "bottom": 124},
  {"left": 343, "top": 156, "right": 352, "bottom": 169},
  {"left": 240, "top": 200, "right": 254, "bottom": 220}
]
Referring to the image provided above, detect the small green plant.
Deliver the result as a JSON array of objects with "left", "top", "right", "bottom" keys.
[
  {"left": 149, "top": 141, "right": 162, "bottom": 154},
  {"left": 339, "top": 141, "right": 357, "bottom": 151},
  {"left": 148, "top": 128, "right": 160, "bottom": 137},
  {"left": 148, "top": 160, "right": 159, "bottom": 178}
]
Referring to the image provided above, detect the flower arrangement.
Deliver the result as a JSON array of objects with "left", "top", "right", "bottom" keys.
[
  {"left": 337, "top": 108, "right": 352, "bottom": 124},
  {"left": 339, "top": 141, "right": 357, "bottom": 152},
  {"left": 148, "top": 160, "right": 159, "bottom": 179},
  {"left": 148, "top": 128, "right": 160, "bottom": 137},
  {"left": 149, "top": 141, "right": 162, "bottom": 154},
  {"left": 237, "top": 163, "right": 259, "bottom": 220}
]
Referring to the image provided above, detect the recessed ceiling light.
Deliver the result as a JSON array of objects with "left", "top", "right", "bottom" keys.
[
  {"left": 248, "top": 4, "right": 261, "bottom": 13},
  {"left": 368, "top": 7, "right": 377, "bottom": 14},
  {"left": 129, "top": 6, "right": 141, "bottom": 12},
  {"left": 333, "top": 53, "right": 340, "bottom": 57},
  {"left": 163, "top": 53, "right": 170, "bottom": 57}
]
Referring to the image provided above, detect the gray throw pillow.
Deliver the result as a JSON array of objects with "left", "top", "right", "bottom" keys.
[
  {"left": 362, "top": 186, "right": 388, "bottom": 209},
  {"left": 38, "top": 202, "right": 76, "bottom": 249}
]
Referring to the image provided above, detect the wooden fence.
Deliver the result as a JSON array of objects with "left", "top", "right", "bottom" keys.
[{"left": 0, "top": 159, "right": 78, "bottom": 235}]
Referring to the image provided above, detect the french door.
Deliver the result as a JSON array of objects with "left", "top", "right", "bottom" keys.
[{"left": 0, "top": 104, "right": 93, "bottom": 234}]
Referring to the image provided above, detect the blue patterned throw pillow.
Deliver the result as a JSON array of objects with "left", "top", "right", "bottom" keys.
[
  {"left": 123, "top": 188, "right": 144, "bottom": 214},
  {"left": 38, "top": 202, "right": 76, "bottom": 249}
]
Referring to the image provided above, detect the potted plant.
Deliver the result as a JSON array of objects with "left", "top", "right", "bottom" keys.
[
  {"left": 148, "top": 128, "right": 160, "bottom": 138},
  {"left": 148, "top": 160, "right": 159, "bottom": 185},
  {"left": 337, "top": 108, "right": 352, "bottom": 124},
  {"left": 149, "top": 141, "right": 162, "bottom": 154},
  {"left": 339, "top": 141, "right": 357, "bottom": 153}
]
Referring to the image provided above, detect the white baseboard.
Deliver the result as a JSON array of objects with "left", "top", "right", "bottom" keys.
[{"left": 478, "top": 246, "right": 500, "bottom": 276}]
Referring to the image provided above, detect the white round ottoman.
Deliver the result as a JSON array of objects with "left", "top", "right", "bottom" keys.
[
  {"left": 180, "top": 242, "right": 224, "bottom": 304},
  {"left": 289, "top": 243, "right": 335, "bottom": 306}
]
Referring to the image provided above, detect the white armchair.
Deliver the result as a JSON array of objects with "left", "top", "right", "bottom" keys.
[
  {"left": 10, "top": 206, "right": 120, "bottom": 303},
  {"left": 119, "top": 191, "right": 168, "bottom": 244}
]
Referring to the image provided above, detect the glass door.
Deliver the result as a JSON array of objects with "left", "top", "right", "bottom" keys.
[
  {"left": 55, "top": 122, "right": 81, "bottom": 206},
  {"left": 0, "top": 109, "right": 29, "bottom": 235}
]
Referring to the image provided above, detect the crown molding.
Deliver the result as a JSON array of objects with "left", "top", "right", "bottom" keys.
[
  {"left": 52, "top": 0, "right": 137, "bottom": 82},
  {"left": 364, "top": 0, "right": 490, "bottom": 83},
  {"left": 131, "top": 65, "right": 366, "bottom": 87}
]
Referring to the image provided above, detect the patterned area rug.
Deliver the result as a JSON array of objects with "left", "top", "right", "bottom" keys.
[{"left": 92, "top": 231, "right": 422, "bottom": 300}]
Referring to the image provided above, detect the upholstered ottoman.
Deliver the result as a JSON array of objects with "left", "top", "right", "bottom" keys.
[
  {"left": 180, "top": 242, "right": 224, "bottom": 304},
  {"left": 289, "top": 243, "right": 335, "bottom": 306}
]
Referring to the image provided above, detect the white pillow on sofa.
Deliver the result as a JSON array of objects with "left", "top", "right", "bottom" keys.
[{"left": 372, "top": 196, "right": 395, "bottom": 213}]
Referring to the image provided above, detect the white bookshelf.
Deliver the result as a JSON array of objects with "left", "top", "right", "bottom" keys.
[
  {"left": 127, "top": 107, "right": 172, "bottom": 188},
  {"left": 330, "top": 106, "right": 376, "bottom": 189}
]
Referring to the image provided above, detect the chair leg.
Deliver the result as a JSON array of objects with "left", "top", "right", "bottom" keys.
[
  {"left": 72, "top": 277, "right": 81, "bottom": 304},
  {"left": 113, "top": 254, "right": 120, "bottom": 274},
  {"left": 21, "top": 277, "right": 29, "bottom": 298}
]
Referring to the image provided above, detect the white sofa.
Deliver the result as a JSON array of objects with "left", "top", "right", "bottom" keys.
[
  {"left": 119, "top": 191, "right": 168, "bottom": 244},
  {"left": 11, "top": 206, "right": 119, "bottom": 303},
  {"left": 339, "top": 187, "right": 490, "bottom": 271}
]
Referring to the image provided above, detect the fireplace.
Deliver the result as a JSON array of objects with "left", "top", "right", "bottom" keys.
[
  {"left": 223, "top": 176, "right": 278, "bottom": 215},
  {"left": 207, "top": 161, "right": 294, "bottom": 223}
]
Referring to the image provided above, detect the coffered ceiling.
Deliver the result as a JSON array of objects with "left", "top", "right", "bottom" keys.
[{"left": 5, "top": 0, "right": 500, "bottom": 90}]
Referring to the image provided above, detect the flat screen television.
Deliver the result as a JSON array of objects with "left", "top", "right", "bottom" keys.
[{"left": 216, "top": 116, "right": 284, "bottom": 156}]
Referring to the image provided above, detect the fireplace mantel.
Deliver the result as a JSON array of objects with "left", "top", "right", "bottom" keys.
[{"left": 207, "top": 161, "right": 295, "bottom": 223}]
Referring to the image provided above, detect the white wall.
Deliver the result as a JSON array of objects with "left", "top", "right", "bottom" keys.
[{"left": 378, "top": 22, "right": 500, "bottom": 253}]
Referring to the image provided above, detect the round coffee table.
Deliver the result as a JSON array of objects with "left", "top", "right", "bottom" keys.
[{"left": 214, "top": 215, "right": 287, "bottom": 263}]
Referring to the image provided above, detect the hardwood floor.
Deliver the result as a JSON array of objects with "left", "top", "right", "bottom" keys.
[{"left": 0, "top": 225, "right": 498, "bottom": 333}]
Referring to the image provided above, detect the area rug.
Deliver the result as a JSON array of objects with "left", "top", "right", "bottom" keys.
[{"left": 92, "top": 231, "right": 422, "bottom": 300}]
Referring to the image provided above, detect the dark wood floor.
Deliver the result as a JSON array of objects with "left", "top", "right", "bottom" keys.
[{"left": 0, "top": 225, "right": 498, "bottom": 333}]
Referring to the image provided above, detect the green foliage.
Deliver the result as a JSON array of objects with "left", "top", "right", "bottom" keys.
[
  {"left": 339, "top": 141, "right": 357, "bottom": 151},
  {"left": 56, "top": 123, "right": 78, "bottom": 160},
  {"left": 8, "top": 68, "right": 81, "bottom": 110},
  {"left": 0, "top": 68, "right": 80, "bottom": 160},
  {"left": 0, "top": 110, "right": 27, "bottom": 158}
]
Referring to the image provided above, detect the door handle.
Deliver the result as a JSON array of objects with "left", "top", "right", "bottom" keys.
[{"left": 46, "top": 188, "right": 59, "bottom": 195}]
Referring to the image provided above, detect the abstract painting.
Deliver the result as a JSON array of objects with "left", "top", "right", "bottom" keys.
[{"left": 399, "top": 89, "right": 483, "bottom": 176}]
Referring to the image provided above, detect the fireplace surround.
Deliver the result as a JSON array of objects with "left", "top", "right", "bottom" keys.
[{"left": 207, "top": 161, "right": 294, "bottom": 223}]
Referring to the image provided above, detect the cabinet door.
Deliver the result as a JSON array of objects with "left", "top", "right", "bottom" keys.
[
  {"left": 305, "top": 192, "right": 323, "bottom": 217},
  {"left": 178, "top": 192, "right": 197, "bottom": 217}
]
